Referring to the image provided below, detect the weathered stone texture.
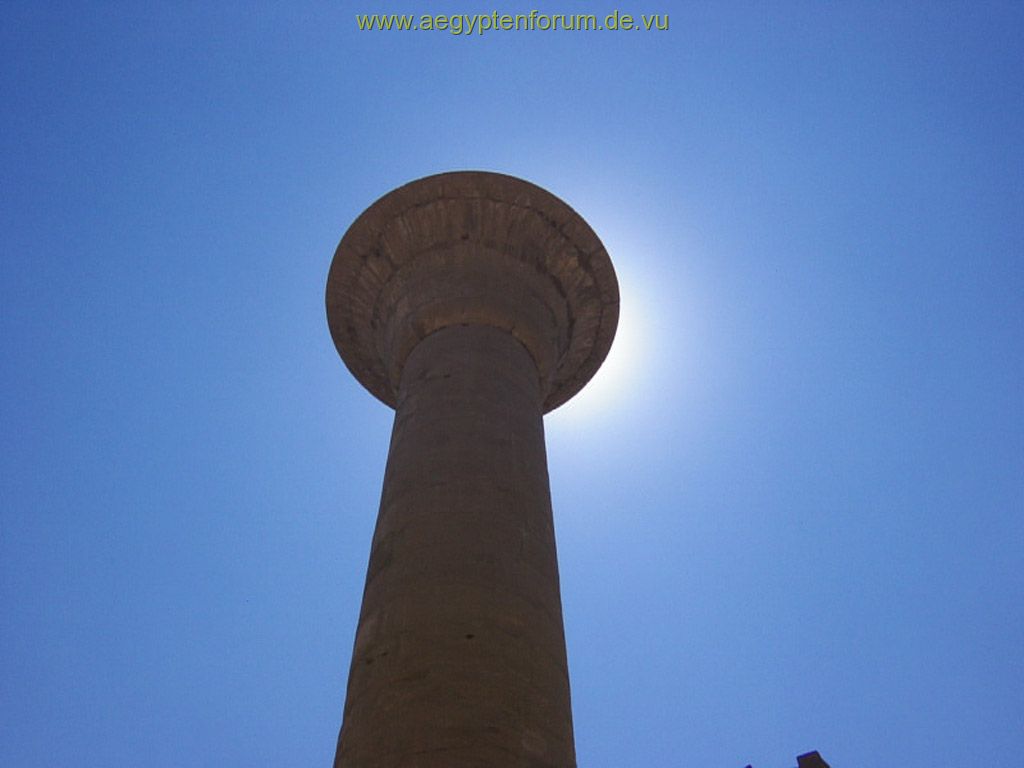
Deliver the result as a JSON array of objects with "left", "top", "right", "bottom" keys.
[
  {"left": 335, "top": 325, "right": 574, "bottom": 767},
  {"left": 326, "top": 171, "right": 618, "bottom": 413},
  {"left": 327, "top": 172, "right": 618, "bottom": 768}
]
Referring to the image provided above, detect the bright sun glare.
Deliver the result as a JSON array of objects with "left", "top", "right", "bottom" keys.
[{"left": 553, "top": 260, "right": 650, "bottom": 422}]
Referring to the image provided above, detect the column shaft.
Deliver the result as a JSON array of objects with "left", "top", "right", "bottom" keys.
[{"left": 334, "top": 324, "right": 576, "bottom": 768}]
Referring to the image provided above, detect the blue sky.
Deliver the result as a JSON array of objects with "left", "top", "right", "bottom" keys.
[{"left": 2, "top": 2, "right": 1021, "bottom": 766}]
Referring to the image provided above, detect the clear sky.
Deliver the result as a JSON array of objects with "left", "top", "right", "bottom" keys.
[{"left": 2, "top": 3, "right": 1022, "bottom": 767}]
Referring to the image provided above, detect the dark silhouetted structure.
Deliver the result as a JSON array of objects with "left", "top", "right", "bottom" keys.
[
  {"left": 326, "top": 172, "right": 618, "bottom": 767},
  {"left": 797, "top": 751, "right": 831, "bottom": 768},
  {"left": 746, "top": 750, "right": 832, "bottom": 768}
]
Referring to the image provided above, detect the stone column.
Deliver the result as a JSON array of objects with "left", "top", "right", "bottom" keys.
[{"left": 326, "top": 172, "right": 618, "bottom": 768}]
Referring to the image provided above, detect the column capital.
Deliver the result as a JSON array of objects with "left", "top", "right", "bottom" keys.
[{"left": 326, "top": 171, "right": 618, "bottom": 412}]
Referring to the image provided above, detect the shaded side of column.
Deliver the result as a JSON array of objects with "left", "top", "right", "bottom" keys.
[{"left": 334, "top": 323, "right": 576, "bottom": 768}]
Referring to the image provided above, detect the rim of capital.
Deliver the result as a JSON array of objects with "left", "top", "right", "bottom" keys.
[{"left": 326, "top": 170, "right": 619, "bottom": 413}]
